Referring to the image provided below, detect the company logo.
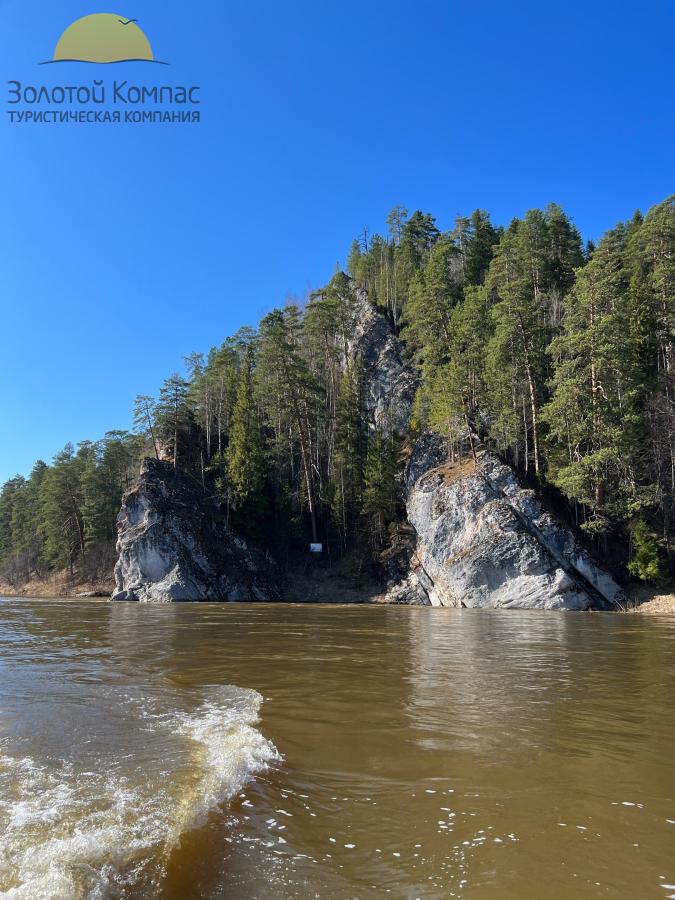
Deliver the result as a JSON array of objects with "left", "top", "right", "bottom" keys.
[
  {"left": 7, "top": 12, "right": 202, "bottom": 126},
  {"left": 43, "top": 13, "right": 167, "bottom": 65}
]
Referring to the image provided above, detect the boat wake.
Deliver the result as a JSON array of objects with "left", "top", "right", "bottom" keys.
[{"left": 0, "top": 686, "right": 279, "bottom": 899}]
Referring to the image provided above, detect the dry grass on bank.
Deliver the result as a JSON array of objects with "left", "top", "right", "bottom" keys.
[
  {"left": 0, "top": 572, "right": 113, "bottom": 599},
  {"left": 623, "top": 584, "right": 675, "bottom": 616}
]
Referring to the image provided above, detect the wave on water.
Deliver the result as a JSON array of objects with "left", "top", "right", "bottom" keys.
[
  {"left": 166, "top": 687, "right": 282, "bottom": 848},
  {"left": 0, "top": 686, "right": 279, "bottom": 899}
]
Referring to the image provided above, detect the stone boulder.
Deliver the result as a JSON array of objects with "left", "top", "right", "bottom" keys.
[
  {"left": 111, "top": 458, "right": 280, "bottom": 602},
  {"left": 387, "top": 434, "right": 623, "bottom": 610}
]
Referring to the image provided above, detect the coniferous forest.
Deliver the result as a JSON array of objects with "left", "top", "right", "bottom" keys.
[{"left": 1, "top": 196, "right": 673, "bottom": 590}]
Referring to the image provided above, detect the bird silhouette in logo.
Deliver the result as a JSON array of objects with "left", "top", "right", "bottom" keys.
[{"left": 45, "top": 13, "right": 168, "bottom": 64}]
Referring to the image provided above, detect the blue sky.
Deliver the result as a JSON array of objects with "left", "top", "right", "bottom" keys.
[{"left": 0, "top": 0, "right": 673, "bottom": 483}]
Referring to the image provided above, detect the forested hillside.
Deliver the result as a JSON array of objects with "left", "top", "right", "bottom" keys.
[{"left": 1, "top": 196, "right": 673, "bottom": 589}]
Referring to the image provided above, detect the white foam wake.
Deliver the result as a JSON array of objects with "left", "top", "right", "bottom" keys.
[
  {"left": 0, "top": 687, "right": 279, "bottom": 899},
  {"left": 167, "top": 686, "right": 282, "bottom": 846}
]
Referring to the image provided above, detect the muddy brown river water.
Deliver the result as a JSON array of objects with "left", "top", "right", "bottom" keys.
[{"left": 0, "top": 599, "right": 674, "bottom": 899}]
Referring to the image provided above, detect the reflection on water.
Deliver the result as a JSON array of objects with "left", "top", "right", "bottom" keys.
[{"left": 0, "top": 600, "right": 673, "bottom": 898}]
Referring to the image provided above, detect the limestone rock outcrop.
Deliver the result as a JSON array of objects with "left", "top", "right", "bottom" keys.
[
  {"left": 111, "top": 284, "right": 623, "bottom": 611},
  {"left": 347, "top": 288, "right": 418, "bottom": 434},
  {"left": 111, "top": 458, "right": 280, "bottom": 602},
  {"left": 385, "top": 434, "right": 623, "bottom": 610}
]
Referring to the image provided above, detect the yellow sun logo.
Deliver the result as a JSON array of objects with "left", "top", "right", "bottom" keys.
[{"left": 46, "top": 13, "right": 165, "bottom": 65}]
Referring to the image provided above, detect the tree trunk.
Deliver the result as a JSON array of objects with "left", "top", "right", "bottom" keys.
[
  {"left": 296, "top": 415, "right": 318, "bottom": 544},
  {"left": 463, "top": 400, "right": 477, "bottom": 463},
  {"left": 145, "top": 408, "right": 160, "bottom": 460}
]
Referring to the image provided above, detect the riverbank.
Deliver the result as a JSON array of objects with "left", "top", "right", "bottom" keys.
[
  {"left": 0, "top": 556, "right": 380, "bottom": 603},
  {"left": 0, "top": 573, "right": 113, "bottom": 599},
  {"left": 625, "top": 585, "right": 675, "bottom": 615},
  {"left": 2, "top": 569, "right": 673, "bottom": 611}
]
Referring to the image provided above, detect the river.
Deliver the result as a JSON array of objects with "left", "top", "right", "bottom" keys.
[{"left": 0, "top": 599, "right": 673, "bottom": 898}]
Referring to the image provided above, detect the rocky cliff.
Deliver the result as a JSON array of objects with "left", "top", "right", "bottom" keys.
[
  {"left": 111, "top": 288, "right": 418, "bottom": 604},
  {"left": 384, "top": 434, "right": 623, "bottom": 610},
  {"left": 347, "top": 288, "right": 418, "bottom": 434},
  {"left": 111, "top": 458, "right": 280, "bottom": 602},
  {"left": 111, "top": 290, "right": 622, "bottom": 610}
]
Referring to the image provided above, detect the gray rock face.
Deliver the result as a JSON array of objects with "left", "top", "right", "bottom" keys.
[
  {"left": 111, "top": 458, "right": 280, "bottom": 602},
  {"left": 347, "top": 288, "right": 418, "bottom": 434},
  {"left": 387, "top": 435, "right": 623, "bottom": 610}
]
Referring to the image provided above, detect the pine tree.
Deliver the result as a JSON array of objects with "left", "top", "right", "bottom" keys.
[
  {"left": 630, "top": 197, "right": 675, "bottom": 535},
  {"left": 80, "top": 442, "right": 107, "bottom": 546},
  {"left": 426, "top": 285, "right": 491, "bottom": 460},
  {"left": 256, "top": 307, "right": 324, "bottom": 543},
  {"left": 401, "top": 238, "right": 459, "bottom": 370},
  {"left": 226, "top": 349, "right": 267, "bottom": 532},
  {"left": 132, "top": 395, "right": 160, "bottom": 459},
  {"left": 483, "top": 206, "right": 583, "bottom": 474},
  {"left": 362, "top": 428, "right": 400, "bottom": 548},
  {"left": 386, "top": 205, "right": 408, "bottom": 247},
  {"left": 329, "top": 360, "right": 365, "bottom": 548},
  {"left": 542, "top": 224, "right": 638, "bottom": 536},
  {"left": 38, "top": 444, "right": 86, "bottom": 574},
  {"left": 156, "top": 374, "right": 191, "bottom": 470},
  {"left": 485, "top": 221, "right": 546, "bottom": 473}
]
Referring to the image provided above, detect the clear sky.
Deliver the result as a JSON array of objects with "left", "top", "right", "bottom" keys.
[{"left": 0, "top": 0, "right": 673, "bottom": 483}]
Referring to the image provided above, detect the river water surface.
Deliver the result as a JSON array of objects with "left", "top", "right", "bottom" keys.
[{"left": 0, "top": 600, "right": 674, "bottom": 899}]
